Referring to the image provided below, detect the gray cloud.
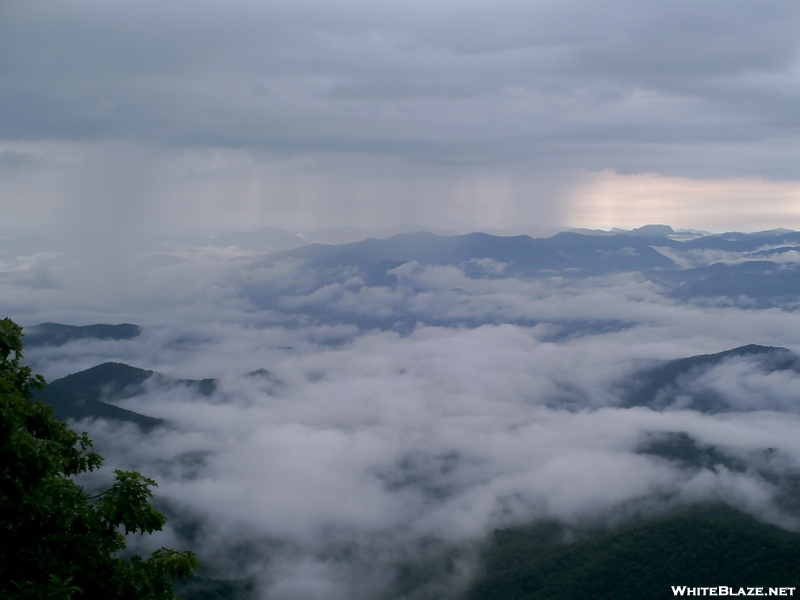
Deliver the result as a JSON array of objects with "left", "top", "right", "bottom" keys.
[
  {"left": 2, "top": 1, "right": 799, "bottom": 173},
  {"left": 3, "top": 1, "right": 800, "bottom": 233}
]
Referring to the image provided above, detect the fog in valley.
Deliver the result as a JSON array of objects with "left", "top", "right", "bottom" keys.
[{"left": 5, "top": 227, "right": 800, "bottom": 598}]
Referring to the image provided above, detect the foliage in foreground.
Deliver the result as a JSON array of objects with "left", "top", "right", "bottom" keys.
[{"left": 0, "top": 317, "right": 197, "bottom": 599}]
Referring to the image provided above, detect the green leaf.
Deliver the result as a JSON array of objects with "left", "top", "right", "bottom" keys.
[{"left": 0, "top": 318, "right": 197, "bottom": 599}]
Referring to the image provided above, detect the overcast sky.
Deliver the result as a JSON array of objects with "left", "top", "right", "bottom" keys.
[{"left": 2, "top": 0, "right": 800, "bottom": 236}]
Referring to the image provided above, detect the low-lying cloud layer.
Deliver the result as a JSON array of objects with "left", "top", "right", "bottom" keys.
[{"left": 10, "top": 229, "right": 800, "bottom": 599}]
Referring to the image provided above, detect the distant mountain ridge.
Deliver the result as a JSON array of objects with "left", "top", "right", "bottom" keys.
[
  {"left": 9, "top": 227, "right": 800, "bottom": 308},
  {"left": 265, "top": 226, "right": 800, "bottom": 270},
  {"left": 243, "top": 229, "right": 800, "bottom": 311},
  {"left": 269, "top": 231, "right": 679, "bottom": 275}
]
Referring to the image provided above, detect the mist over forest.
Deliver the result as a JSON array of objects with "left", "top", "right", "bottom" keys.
[{"left": 5, "top": 225, "right": 800, "bottom": 598}]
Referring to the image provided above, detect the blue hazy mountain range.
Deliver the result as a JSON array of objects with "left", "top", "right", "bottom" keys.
[
  {"left": 7, "top": 226, "right": 800, "bottom": 314},
  {"left": 233, "top": 228, "right": 800, "bottom": 331},
  {"left": 268, "top": 228, "right": 800, "bottom": 273},
  {"left": 271, "top": 230, "right": 677, "bottom": 272}
]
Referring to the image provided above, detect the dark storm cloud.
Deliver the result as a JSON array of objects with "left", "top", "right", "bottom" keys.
[{"left": 2, "top": 0, "right": 799, "bottom": 176}]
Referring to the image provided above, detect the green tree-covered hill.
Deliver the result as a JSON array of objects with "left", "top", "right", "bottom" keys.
[{"left": 467, "top": 504, "right": 800, "bottom": 600}]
